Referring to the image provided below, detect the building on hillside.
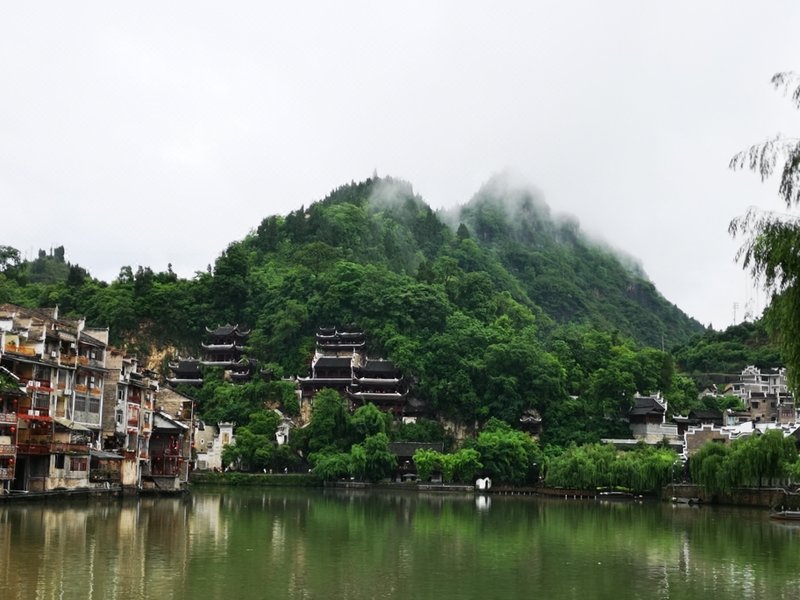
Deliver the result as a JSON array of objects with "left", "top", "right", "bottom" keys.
[
  {"left": 166, "top": 358, "right": 203, "bottom": 387},
  {"left": 628, "top": 393, "right": 680, "bottom": 443},
  {"left": 520, "top": 408, "right": 543, "bottom": 438},
  {"left": 347, "top": 359, "right": 408, "bottom": 414},
  {"left": 275, "top": 410, "right": 293, "bottom": 446},
  {"left": 0, "top": 304, "right": 108, "bottom": 492},
  {"left": 672, "top": 409, "right": 724, "bottom": 438},
  {"left": 167, "top": 324, "right": 257, "bottom": 387},
  {"left": 194, "top": 421, "right": 235, "bottom": 471},
  {"left": 683, "top": 420, "right": 800, "bottom": 457},
  {"left": 724, "top": 366, "right": 796, "bottom": 424},
  {"left": 298, "top": 327, "right": 414, "bottom": 417}
]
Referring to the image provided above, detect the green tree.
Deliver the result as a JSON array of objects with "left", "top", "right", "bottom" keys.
[
  {"left": 467, "top": 418, "right": 542, "bottom": 485},
  {"left": 730, "top": 72, "right": 800, "bottom": 392}
]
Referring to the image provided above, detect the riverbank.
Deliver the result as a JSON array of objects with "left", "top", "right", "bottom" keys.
[
  {"left": 666, "top": 483, "right": 800, "bottom": 509},
  {"left": 0, "top": 485, "right": 123, "bottom": 503}
]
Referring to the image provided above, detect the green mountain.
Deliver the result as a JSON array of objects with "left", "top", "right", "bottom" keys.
[
  {"left": 450, "top": 175, "right": 703, "bottom": 347},
  {"left": 0, "top": 175, "right": 707, "bottom": 439}
]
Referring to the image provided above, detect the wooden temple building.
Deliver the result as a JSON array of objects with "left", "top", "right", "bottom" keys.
[
  {"left": 201, "top": 324, "right": 250, "bottom": 367},
  {"left": 167, "top": 324, "right": 258, "bottom": 387},
  {"left": 348, "top": 359, "right": 407, "bottom": 413},
  {"left": 299, "top": 326, "right": 412, "bottom": 416}
]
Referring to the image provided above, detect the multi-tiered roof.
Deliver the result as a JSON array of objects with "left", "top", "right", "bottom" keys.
[{"left": 299, "top": 327, "right": 411, "bottom": 415}]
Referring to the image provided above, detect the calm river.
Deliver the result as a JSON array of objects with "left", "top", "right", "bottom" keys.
[{"left": 2, "top": 488, "right": 799, "bottom": 600}]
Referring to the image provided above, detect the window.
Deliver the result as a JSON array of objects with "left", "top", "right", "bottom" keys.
[
  {"left": 88, "top": 397, "right": 100, "bottom": 414},
  {"left": 70, "top": 457, "right": 88, "bottom": 471},
  {"left": 74, "top": 396, "right": 87, "bottom": 412},
  {"left": 33, "top": 392, "right": 50, "bottom": 410},
  {"left": 54, "top": 454, "right": 65, "bottom": 469}
]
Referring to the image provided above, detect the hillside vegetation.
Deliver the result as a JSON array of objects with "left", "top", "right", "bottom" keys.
[{"left": 1, "top": 176, "right": 715, "bottom": 445}]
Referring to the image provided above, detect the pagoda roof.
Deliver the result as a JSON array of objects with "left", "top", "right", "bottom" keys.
[
  {"left": 629, "top": 396, "right": 666, "bottom": 417},
  {"left": 169, "top": 360, "right": 202, "bottom": 375},
  {"left": 314, "top": 356, "right": 352, "bottom": 369},
  {"left": 347, "top": 389, "right": 407, "bottom": 402},
  {"left": 201, "top": 342, "right": 244, "bottom": 350},
  {"left": 205, "top": 323, "right": 251, "bottom": 337},
  {"left": 353, "top": 377, "right": 403, "bottom": 386}
]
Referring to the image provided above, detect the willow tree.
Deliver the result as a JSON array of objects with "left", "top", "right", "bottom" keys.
[{"left": 730, "top": 72, "right": 800, "bottom": 391}]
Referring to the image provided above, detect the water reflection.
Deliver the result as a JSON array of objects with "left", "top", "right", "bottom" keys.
[{"left": 1, "top": 490, "right": 800, "bottom": 599}]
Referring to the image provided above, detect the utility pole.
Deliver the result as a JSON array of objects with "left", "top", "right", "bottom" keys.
[{"left": 733, "top": 302, "right": 739, "bottom": 325}]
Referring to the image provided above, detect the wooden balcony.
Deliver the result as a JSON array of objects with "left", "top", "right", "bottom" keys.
[
  {"left": 50, "top": 442, "right": 90, "bottom": 454},
  {"left": 16, "top": 442, "right": 50, "bottom": 455},
  {"left": 4, "top": 344, "right": 37, "bottom": 356}
]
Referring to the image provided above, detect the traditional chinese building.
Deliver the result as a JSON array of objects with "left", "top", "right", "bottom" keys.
[
  {"left": 0, "top": 304, "right": 108, "bottom": 492},
  {"left": 102, "top": 350, "right": 158, "bottom": 490},
  {"left": 201, "top": 324, "right": 250, "bottom": 366},
  {"left": 298, "top": 327, "right": 414, "bottom": 417},
  {"left": 166, "top": 358, "right": 203, "bottom": 386},
  {"left": 348, "top": 359, "right": 407, "bottom": 414},
  {"left": 0, "top": 366, "right": 22, "bottom": 493}
]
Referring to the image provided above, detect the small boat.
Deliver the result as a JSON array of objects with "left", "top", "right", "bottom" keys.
[{"left": 769, "top": 510, "right": 800, "bottom": 521}]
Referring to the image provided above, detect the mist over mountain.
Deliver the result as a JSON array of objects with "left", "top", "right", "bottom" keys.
[{"left": 444, "top": 174, "right": 703, "bottom": 347}]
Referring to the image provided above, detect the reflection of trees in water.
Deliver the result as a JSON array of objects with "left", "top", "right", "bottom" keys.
[{"left": 3, "top": 491, "right": 800, "bottom": 599}]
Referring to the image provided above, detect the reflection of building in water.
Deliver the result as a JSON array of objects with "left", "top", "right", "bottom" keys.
[
  {"left": 0, "top": 499, "right": 196, "bottom": 600},
  {"left": 189, "top": 493, "right": 229, "bottom": 549}
]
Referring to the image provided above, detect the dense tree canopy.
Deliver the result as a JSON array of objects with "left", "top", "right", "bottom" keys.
[{"left": 730, "top": 72, "right": 800, "bottom": 392}]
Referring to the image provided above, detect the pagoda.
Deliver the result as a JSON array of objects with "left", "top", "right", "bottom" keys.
[
  {"left": 315, "top": 326, "right": 365, "bottom": 354},
  {"left": 298, "top": 326, "right": 364, "bottom": 399},
  {"left": 298, "top": 327, "right": 410, "bottom": 415},
  {"left": 347, "top": 359, "right": 407, "bottom": 414},
  {"left": 201, "top": 324, "right": 250, "bottom": 367}
]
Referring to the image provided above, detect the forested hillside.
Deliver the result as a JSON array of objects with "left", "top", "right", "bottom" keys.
[
  {"left": 0, "top": 176, "right": 713, "bottom": 444},
  {"left": 451, "top": 176, "right": 703, "bottom": 348}
]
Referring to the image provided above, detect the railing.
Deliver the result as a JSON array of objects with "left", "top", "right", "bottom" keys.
[
  {"left": 22, "top": 378, "right": 54, "bottom": 392},
  {"left": 18, "top": 408, "right": 51, "bottom": 417},
  {"left": 4, "top": 344, "right": 37, "bottom": 356},
  {"left": 50, "top": 442, "right": 90, "bottom": 454},
  {"left": 16, "top": 442, "right": 50, "bottom": 455},
  {"left": 0, "top": 444, "right": 15, "bottom": 455},
  {"left": 0, "top": 467, "right": 14, "bottom": 480},
  {"left": 0, "top": 413, "right": 16, "bottom": 424}
]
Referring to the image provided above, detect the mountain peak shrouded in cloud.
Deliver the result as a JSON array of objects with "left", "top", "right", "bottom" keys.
[{"left": 448, "top": 171, "right": 647, "bottom": 279}]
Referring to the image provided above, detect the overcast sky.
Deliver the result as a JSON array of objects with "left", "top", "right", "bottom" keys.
[{"left": 2, "top": 1, "right": 799, "bottom": 330}]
